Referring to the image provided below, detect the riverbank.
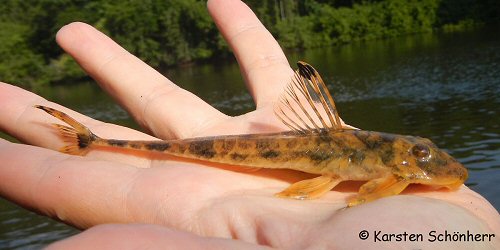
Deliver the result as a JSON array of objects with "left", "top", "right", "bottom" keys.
[{"left": 0, "top": 0, "right": 498, "bottom": 88}]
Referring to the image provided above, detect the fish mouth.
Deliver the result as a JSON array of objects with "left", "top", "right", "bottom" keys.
[
  {"left": 436, "top": 179, "right": 465, "bottom": 190},
  {"left": 416, "top": 178, "right": 465, "bottom": 191}
]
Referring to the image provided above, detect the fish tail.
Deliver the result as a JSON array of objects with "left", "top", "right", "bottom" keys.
[{"left": 35, "top": 105, "right": 97, "bottom": 155}]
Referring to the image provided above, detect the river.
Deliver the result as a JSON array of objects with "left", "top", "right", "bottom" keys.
[{"left": 1, "top": 27, "right": 499, "bottom": 248}]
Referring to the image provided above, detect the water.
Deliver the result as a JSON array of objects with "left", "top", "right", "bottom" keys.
[{"left": 1, "top": 27, "right": 499, "bottom": 248}]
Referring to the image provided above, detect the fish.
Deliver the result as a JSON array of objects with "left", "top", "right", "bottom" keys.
[{"left": 35, "top": 61, "right": 468, "bottom": 207}]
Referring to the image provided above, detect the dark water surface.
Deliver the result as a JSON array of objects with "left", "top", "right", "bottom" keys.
[{"left": 1, "top": 27, "right": 499, "bottom": 248}]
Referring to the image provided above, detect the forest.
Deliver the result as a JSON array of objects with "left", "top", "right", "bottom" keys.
[{"left": 0, "top": 0, "right": 499, "bottom": 88}]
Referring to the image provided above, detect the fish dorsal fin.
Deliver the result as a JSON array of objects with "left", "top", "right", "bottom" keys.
[{"left": 274, "top": 61, "right": 343, "bottom": 134}]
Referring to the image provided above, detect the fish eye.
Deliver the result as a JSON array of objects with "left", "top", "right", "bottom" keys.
[{"left": 411, "top": 144, "right": 430, "bottom": 159}]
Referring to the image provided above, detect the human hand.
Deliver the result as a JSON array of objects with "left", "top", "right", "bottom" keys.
[{"left": 0, "top": 0, "right": 498, "bottom": 249}]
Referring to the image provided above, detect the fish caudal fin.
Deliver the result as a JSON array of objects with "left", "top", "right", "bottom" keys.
[{"left": 35, "top": 105, "right": 97, "bottom": 155}]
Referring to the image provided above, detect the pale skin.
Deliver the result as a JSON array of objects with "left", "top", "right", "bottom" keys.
[{"left": 0, "top": 0, "right": 498, "bottom": 249}]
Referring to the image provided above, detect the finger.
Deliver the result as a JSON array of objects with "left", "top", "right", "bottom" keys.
[
  {"left": 0, "top": 140, "right": 183, "bottom": 228},
  {"left": 0, "top": 138, "right": 276, "bottom": 232},
  {"left": 208, "top": 0, "right": 294, "bottom": 108},
  {"left": 46, "top": 224, "right": 269, "bottom": 250},
  {"left": 0, "top": 82, "right": 154, "bottom": 151},
  {"left": 56, "top": 22, "right": 227, "bottom": 139},
  {"left": 0, "top": 140, "right": 140, "bottom": 227}
]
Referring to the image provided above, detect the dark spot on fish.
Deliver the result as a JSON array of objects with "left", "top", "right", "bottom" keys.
[
  {"left": 348, "top": 150, "right": 365, "bottom": 165},
  {"left": 129, "top": 143, "right": 142, "bottom": 149},
  {"left": 297, "top": 62, "right": 315, "bottom": 80},
  {"left": 256, "top": 141, "right": 271, "bottom": 150},
  {"left": 318, "top": 134, "right": 333, "bottom": 142},
  {"left": 261, "top": 150, "right": 280, "bottom": 159},
  {"left": 367, "top": 138, "right": 385, "bottom": 150},
  {"left": 74, "top": 132, "right": 95, "bottom": 149},
  {"left": 381, "top": 148, "right": 394, "bottom": 165},
  {"left": 308, "top": 150, "right": 331, "bottom": 162},
  {"left": 107, "top": 139, "right": 127, "bottom": 147},
  {"left": 78, "top": 137, "right": 90, "bottom": 149},
  {"left": 146, "top": 143, "right": 171, "bottom": 152},
  {"left": 230, "top": 153, "right": 248, "bottom": 161},
  {"left": 189, "top": 140, "right": 216, "bottom": 158},
  {"left": 354, "top": 131, "right": 382, "bottom": 150},
  {"left": 340, "top": 147, "right": 353, "bottom": 157}
]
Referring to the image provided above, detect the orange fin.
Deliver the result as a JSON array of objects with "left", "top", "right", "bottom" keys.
[
  {"left": 36, "top": 105, "right": 97, "bottom": 155},
  {"left": 275, "top": 175, "right": 341, "bottom": 200},
  {"left": 348, "top": 175, "right": 409, "bottom": 207}
]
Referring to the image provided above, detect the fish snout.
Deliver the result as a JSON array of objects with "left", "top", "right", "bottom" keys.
[{"left": 440, "top": 161, "right": 468, "bottom": 190}]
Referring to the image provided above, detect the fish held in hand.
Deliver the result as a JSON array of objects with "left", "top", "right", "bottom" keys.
[{"left": 35, "top": 61, "right": 468, "bottom": 207}]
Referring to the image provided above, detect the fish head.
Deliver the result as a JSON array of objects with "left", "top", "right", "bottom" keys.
[{"left": 389, "top": 136, "right": 468, "bottom": 190}]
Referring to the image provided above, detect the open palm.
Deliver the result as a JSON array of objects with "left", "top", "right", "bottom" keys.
[{"left": 0, "top": 0, "right": 498, "bottom": 249}]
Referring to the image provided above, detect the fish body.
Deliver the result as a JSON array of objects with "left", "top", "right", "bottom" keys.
[
  {"left": 89, "top": 129, "right": 392, "bottom": 177},
  {"left": 36, "top": 61, "right": 468, "bottom": 206}
]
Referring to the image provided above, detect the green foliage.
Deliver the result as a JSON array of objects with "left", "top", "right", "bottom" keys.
[
  {"left": 0, "top": 22, "right": 49, "bottom": 86},
  {"left": 274, "top": 0, "right": 442, "bottom": 48},
  {"left": 0, "top": 0, "right": 498, "bottom": 88},
  {"left": 0, "top": 0, "right": 97, "bottom": 87},
  {"left": 99, "top": 0, "right": 224, "bottom": 68}
]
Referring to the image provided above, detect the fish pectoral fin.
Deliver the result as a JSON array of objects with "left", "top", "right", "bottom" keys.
[
  {"left": 275, "top": 175, "right": 341, "bottom": 200},
  {"left": 348, "top": 175, "right": 409, "bottom": 207}
]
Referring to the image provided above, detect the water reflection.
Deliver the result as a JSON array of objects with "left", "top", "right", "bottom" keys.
[
  {"left": 0, "top": 199, "right": 78, "bottom": 249},
  {"left": 1, "top": 27, "right": 499, "bottom": 248}
]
